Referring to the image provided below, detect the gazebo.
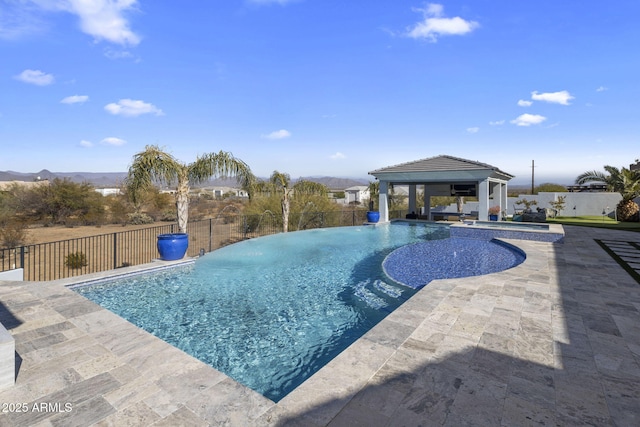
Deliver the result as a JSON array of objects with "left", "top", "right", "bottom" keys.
[{"left": 368, "top": 155, "right": 514, "bottom": 222}]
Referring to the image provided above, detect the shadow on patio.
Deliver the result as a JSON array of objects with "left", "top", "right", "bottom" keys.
[{"left": 270, "top": 226, "right": 640, "bottom": 426}]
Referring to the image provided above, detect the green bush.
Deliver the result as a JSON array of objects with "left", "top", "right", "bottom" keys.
[{"left": 65, "top": 251, "right": 88, "bottom": 269}]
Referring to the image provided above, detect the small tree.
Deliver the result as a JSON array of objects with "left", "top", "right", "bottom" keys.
[
  {"left": 549, "top": 195, "right": 566, "bottom": 217},
  {"left": 368, "top": 181, "right": 379, "bottom": 211},
  {"left": 515, "top": 198, "right": 538, "bottom": 211},
  {"left": 23, "top": 178, "right": 106, "bottom": 225}
]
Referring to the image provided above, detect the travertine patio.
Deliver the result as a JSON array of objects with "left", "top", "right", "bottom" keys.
[{"left": 0, "top": 225, "right": 639, "bottom": 426}]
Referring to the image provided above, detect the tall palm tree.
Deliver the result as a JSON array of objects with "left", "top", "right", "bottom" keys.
[
  {"left": 270, "top": 171, "right": 292, "bottom": 232},
  {"left": 251, "top": 172, "right": 328, "bottom": 232},
  {"left": 576, "top": 165, "right": 640, "bottom": 221},
  {"left": 368, "top": 181, "right": 379, "bottom": 211},
  {"left": 126, "top": 145, "right": 254, "bottom": 233}
]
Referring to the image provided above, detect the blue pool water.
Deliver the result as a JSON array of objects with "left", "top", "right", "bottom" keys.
[{"left": 74, "top": 222, "right": 524, "bottom": 402}]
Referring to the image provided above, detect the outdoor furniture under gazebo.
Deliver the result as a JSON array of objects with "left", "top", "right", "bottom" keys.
[{"left": 368, "top": 155, "right": 514, "bottom": 222}]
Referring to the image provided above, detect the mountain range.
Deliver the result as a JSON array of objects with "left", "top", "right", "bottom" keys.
[{"left": 0, "top": 170, "right": 370, "bottom": 190}]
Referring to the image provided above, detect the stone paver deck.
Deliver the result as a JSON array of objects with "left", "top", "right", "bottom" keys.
[{"left": 1, "top": 225, "right": 639, "bottom": 426}]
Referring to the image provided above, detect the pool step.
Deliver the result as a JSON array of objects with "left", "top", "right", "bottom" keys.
[
  {"left": 354, "top": 279, "right": 403, "bottom": 309},
  {"left": 373, "top": 279, "right": 402, "bottom": 298}
]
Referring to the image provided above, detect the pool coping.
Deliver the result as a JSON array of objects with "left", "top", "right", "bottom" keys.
[{"left": 1, "top": 225, "right": 639, "bottom": 425}]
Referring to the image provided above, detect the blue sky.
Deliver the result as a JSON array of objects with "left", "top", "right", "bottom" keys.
[{"left": 1, "top": 1, "right": 639, "bottom": 185}]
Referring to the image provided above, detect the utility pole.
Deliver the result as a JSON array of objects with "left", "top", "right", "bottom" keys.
[{"left": 531, "top": 160, "right": 535, "bottom": 194}]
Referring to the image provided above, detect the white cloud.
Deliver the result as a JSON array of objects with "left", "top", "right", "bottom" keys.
[
  {"left": 531, "top": 90, "right": 574, "bottom": 105},
  {"left": 61, "top": 95, "right": 89, "bottom": 104},
  {"left": 596, "top": 86, "right": 608, "bottom": 92},
  {"left": 510, "top": 113, "right": 547, "bottom": 127},
  {"left": 262, "top": 129, "right": 291, "bottom": 140},
  {"left": 100, "top": 137, "right": 127, "bottom": 146},
  {"left": 103, "top": 48, "right": 135, "bottom": 60},
  {"left": 15, "top": 69, "right": 54, "bottom": 85},
  {"left": 466, "top": 127, "right": 479, "bottom": 134},
  {"left": 104, "top": 99, "right": 163, "bottom": 117},
  {"left": 31, "top": 0, "right": 141, "bottom": 45},
  {"left": 330, "top": 152, "right": 346, "bottom": 160},
  {"left": 517, "top": 100, "right": 532, "bottom": 107},
  {"left": 406, "top": 3, "right": 479, "bottom": 42},
  {"left": 489, "top": 120, "right": 505, "bottom": 126},
  {"left": 80, "top": 139, "right": 93, "bottom": 147}
]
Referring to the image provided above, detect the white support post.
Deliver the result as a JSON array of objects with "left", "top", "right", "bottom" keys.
[
  {"left": 379, "top": 181, "right": 389, "bottom": 222},
  {"left": 478, "top": 179, "right": 489, "bottom": 221},
  {"left": 500, "top": 182, "right": 508, "bottom": 219}
]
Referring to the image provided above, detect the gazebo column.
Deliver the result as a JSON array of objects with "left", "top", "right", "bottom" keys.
[
  {"left": 487, "top": 179, "right": 507, "bottom": 219},
  {"left": 423, "top": 184, "right": 436, "bottom": 220},
  {"left": 379, "top": 180, "right": 389, "bottom": 222},
  {"left": 408, "top": 184, "right": 417, "bottom": 216},
  {"left": 499, "top": 181, "right": 508, "bottom": 219},
  {"left": 478, "top": 179, "right": 489, "bottom": 221},
  {"left": 422, "top": 184, "right": 430, "bottom": 217}
]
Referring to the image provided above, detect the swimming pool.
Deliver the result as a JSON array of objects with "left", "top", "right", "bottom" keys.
[{"left": 74, "top": 222, "right": 523, "bottom": 402}]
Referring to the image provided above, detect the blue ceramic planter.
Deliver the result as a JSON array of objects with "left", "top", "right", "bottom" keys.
[
  {"left": 366, "top": 211, "right": 380, "bottom": 223},
  {"left": 157, "top": 233, "right": 189, "bottom": 260}
]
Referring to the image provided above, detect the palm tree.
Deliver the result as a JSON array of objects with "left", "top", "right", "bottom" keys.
[
  {"left": 270, "top": 171, "right": 292, "bottom": 232},
  {"left": 251, "top": 172, "right": 328, "bottom": 232},
  {"left": 576, "top": 165, "right": 640, "bottom": 221},
  {"left": 368, "top": 181, "right": 379, "bottom": 211},
  {"left": 126, "top": 145, "right": 254, "bottom": 233}
]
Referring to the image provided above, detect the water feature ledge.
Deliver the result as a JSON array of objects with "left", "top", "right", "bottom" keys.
[{"left": 450, "top": 221, "right": 565, "bottom": 243}]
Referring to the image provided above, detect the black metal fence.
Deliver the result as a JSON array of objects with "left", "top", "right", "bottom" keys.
[{"left": 0, "top": 209, "right": 385, "bottom": 281}]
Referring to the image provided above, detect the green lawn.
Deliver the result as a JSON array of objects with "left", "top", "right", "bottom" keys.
[{"left": 547, "top": 215, "right": 640, "bottom": 232}]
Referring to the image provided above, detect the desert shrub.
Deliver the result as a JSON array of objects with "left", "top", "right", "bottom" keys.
[
  {"left": 159, "top": 210, "right": 176, "bottom": 222},
  {"left": 0, "top": 197, "right": 28, "bottom": 248},
  {"left": 65, "top": 251, "right": 88, "bottom": 269},
  {"left": 127, "top": 212, "right": 154, "bottom": 225},
  {"left": 105, "top": 194, "right": 132, "bottom": 225},
  {"left": 30, "top": 178, "right": 106, "bottom": 225},
  {"left": 0, "top": 221, "right": 28, "bottom": 249}
]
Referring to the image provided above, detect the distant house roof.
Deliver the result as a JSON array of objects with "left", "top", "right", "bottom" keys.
[
  {"left": 369, "top": 154, "right": 514, "bottom": 183},
  {"left": 345, "top": 185, "right": 369, "bottom": 192}
]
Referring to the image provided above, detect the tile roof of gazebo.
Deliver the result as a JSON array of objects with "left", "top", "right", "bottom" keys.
[{"left": 369, "top": 154, "right": 514, "bottom": 182}]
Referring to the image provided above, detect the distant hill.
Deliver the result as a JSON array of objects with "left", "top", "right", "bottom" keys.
[
  {"left": 0, "top": 170, "right": 370, "bottom": 190},
  {"left": 0, "top": 170, "right": 128, "bottom": 187}
]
